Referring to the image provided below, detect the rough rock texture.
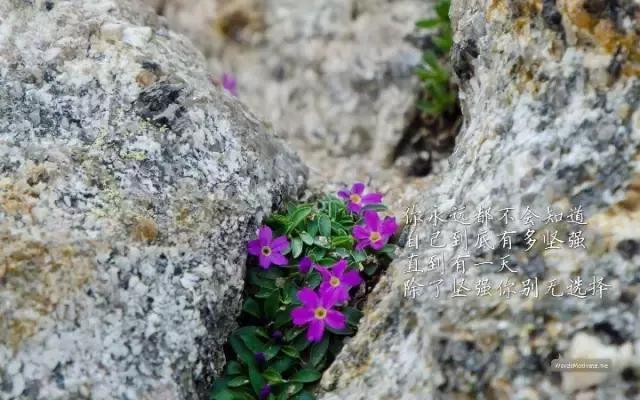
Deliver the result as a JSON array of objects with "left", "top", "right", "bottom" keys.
[
  {"left": 320, "top": 1, "right": 640, "bottom": 399},
  {"left": 144, "top": 0, "right": 434, "bottom": 188},
  {"left": 0, "top": 1, "right": 305, "bottom": 399}
]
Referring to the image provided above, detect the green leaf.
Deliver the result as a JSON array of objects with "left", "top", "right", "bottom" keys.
[
  {"left": 285, "top": 383, "right": 304, "bottom": 397},
  {"left": 227, "top": 376, "right": 250, "bottom": 388},
  {"left": 307, "top": 219, "right": 318, "bottom": 237},
  {"left": 293, "top": 391, "right": 315, "bottom": 400},
  {"left": 318, "top": 214, "right": 331, "bottom": 237},
  {"left": 286, "top": 206, "right": 313, "bottom": 234},
  {"left": 237, "top": 330, "right": 264, "bottom": 353},
  {"left": 307, "top": 247, "right": 326, "bottom": 261},
  {"left": 229, "top": 336, "right": 255, "bottom": 367},
  {"left": 282, "top": 345, "right": 300, "bottom": 359},
  {"left": 264, "top": 344, "right": 281, "bottom": 361},
  {"left": 299, "top": 231, "right": 314, "bottom": 245},
  {"left": 343, "top": 307, "right": 364, "bottom": 327},
  {"left": 415, "top": 18, "right": 440, "bottom": 28},
  {"left": 242, "top": 298, "right": 261, "bottom": 319},
  {"left": 308, "top": 337, "right": 329, "bottom": 367},
  {"left": 249, "top": 365, "right": 265, "bottom": 395},
  {"left": 331, "top": 235, "right": 354, "bottom": 249},
  {"left": 305, "top": 270, "right": 322, "bottom": 289},
  {"left": 263, "top": 367, "right": 285, "bottom": 384},
  {"left": 271, "top": 356, "right": 295, "bottom": 374},
  {"left": 225, "top": 360, "right": 244, "bottom": 376},
  {"left": 290, "top": 368, "right": 321, "bottom": 383},
  {"left": 435, "top": 0, "right": 450, "bottom": 20},
  {"left": 265, "top": 291, "right": 281, "bottom": 319},
  {"left": 211, "top": 389, "right": 235, "bottom": 400},
  {"left": 291, "top": 237, "right": 303, "bottom": 258}
]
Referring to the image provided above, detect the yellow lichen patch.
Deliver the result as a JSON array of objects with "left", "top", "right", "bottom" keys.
[
  {"left": 0, "top": 237, "right": 96, "bottom": 349},
  {"left": 212, "top": 0, "right": 265, "bottom": 43},
  {"left": 588, "top": 173, "right": 640, "bottom": 250},
  {"left": 131, "top": 217, "right": 158, "bottom": 243},
  {"left": 558, "top": 0, "right": 640, "bottom": 76}
]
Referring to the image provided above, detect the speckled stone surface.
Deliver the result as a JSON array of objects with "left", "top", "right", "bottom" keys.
[
  {"left": 0, "top": 1, "right": 306, "bottom": 399},
  {"left": 143, "top": 0, "right": 433, "bottom": 188},
  {"left": 319, "top": 1, "right": 640, "bottom": 399}
]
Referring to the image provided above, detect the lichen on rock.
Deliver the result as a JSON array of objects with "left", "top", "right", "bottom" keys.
[{"left": 0, "top": 0, "right": 306, "bottom": 399}]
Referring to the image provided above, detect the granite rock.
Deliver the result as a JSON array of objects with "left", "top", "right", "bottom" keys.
[
  {"left": 144, "top": 0, "right": 434, "bottom": 187},
  {"left": 0, "top": 1, "right": 306, "bottom": 399},
  {"left": 320, "top": 0, "right": 640, "bottom": 399}
]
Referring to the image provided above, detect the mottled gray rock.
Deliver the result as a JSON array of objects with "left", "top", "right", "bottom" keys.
[
  {"left": 144, "top": 0, "right": 433, "bottom": 187},
  {"left": 0, "top": 1, "right": 305, "bottom": 399},
  {"left": 320, "top": 1, "right": 640, "bottom": 399}
]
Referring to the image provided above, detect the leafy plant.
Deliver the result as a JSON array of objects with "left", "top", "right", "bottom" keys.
[
  {"left": 211, "top": 183, "right": 398, "bottom": 400},
  {"left": 415, "top": 0, "right": 457, "bottom": 117}
]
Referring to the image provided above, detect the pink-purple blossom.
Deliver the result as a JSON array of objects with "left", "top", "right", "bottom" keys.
[
  {"left": 221, "top": 73, "right": 238, "bottom": 96},
  {"left": 291, "top": 288, "right": 345, "bottom": 342},
  {"left": 247, "top": 226, "right": 289, "bottom": 269},
  {"left": 338, "top": 182, "right": 383, "bottom": 213},
  {"left": 353, "top": 211, "right": 397, "bottom": 251},
  {"left": 259, "top": 384, "right": 271, "bottom": 400},
  {"left": 315, "top": 259, "right": 362, "bottom": 303},
  {"left": 299, "top": 256, "right": 314, "bottom": 274}
]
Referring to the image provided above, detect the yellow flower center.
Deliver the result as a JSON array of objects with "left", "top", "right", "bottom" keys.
[
  {"left": 369, "top": 231, "right": 381, "bottom": 242},
  {"left": 314, "top": 307, "right": 327, "bottom": 319},
  {"left": 261, "top": 246, "right": 272, "bottom": 256},
  {"left": 349, "top": 194, "right": 362, "bottom": 204},
  {"left": 330, "top": 277, "right": 341, "bottom": 287}
]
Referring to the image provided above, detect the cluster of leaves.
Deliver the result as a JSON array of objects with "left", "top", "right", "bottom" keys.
[
  {"left": 415, "top": 0, "right": 457, "bottom": 117},
  {"left": 211, "top": 194, "right": 395, "bottom": 400}
]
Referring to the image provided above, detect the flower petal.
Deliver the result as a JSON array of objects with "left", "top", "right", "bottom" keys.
[
  {"left": 355, "top": 239, "right": 369, "bottom": 251},
  {"left": 291, "top": 306, "right": 314, "bottom": 325},
  {"left": 352, "top": 182, "right": 365, "bottom": 195},
  {"left": 325, "top": 310, "right": 346, "bottom": 330},
  {"left": 297, "top": 287, "right": 320, "bottom": 308},
  {"left": 247, "top": 239, "right": 262, "bottom": 256},
  {"left": 259, "top": 225, "right": 272, "bottom": 245},
  {"left": 299, "top": 256, "right": 312, "bottom": 273},
  {"left": 363, "top": 210, "right": 380, "bottom": 231},
  {"left": 381, "top": 217, "right": 398, "bottom": 236},
  {"left": 352, "top": 225, "right": 369, "bottom": 240},
  {"left": 347, "top": 202, "right": 361, "bottom": 213},
  {"left": 361, "top": 192, "right": 383, "bottom": 205},
  {"left": 270, "top": 236, "right": 289, "bottom": 251},
  {"left": 341, "top": 270, "right": 362, "bottom": 287},
  {"left": 269, "top": 252, "right": 288, "bottom": 266},
  {"left": 258, "top": 254, "right": 271, "bottom": 269},
  {"left": 320, "top": 288, "right": 341, "bottom": 309},
  {"left": 370, "top": 238, "right": 386, "bottom": 250},
  {"left": 331, "top": 259, "right": 348, "bottom": 277},
  {"left": 306, "top": 319, "right": 325, "bottom": 342},
  {"left": 315, "top": 265, "right": 332, "bottom": 281},
  {"left": 337, "top": 190, "right": 350, "bottom": 199}
]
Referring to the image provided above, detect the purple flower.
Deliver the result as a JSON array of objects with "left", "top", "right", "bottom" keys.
[
  {"left": 221, "top": 73, "right": 237, "bottom": 96},
  {"left": 291, "top": 288, "right": 346, "bottom": 342},
  {"left": 299, "top": 256, "right": 314, "bottom": 274},
  {"left": 338, "top": 182, "right": 383, "bottom": 213},
  {"left": 254, "top": 352, "right": 266, "bottom": 365},
  {"left": 259, "top": 384, "right": 271, "bottom": 400},
  {"left": 353, "top": 211, "right": 397, "bottom": 251},
  {"left": 247, "top": 226, "right": 289, "bottom": 269},
  {"left": 316, "top": 259, "right": 362, "bottom": 303}
]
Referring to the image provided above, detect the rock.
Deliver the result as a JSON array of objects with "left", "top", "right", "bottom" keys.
[
  {"left": 319, "top": 0, "right": 640, "bottom": 399},
  {"left": 144, "top": 0, "right": 433, "bottom": 187},
  {"left": 0, "top": 1, "right": 306, "bottom": 399},
  {"left": 561, "top": 332, "right": 632, "bottom": 392}
]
